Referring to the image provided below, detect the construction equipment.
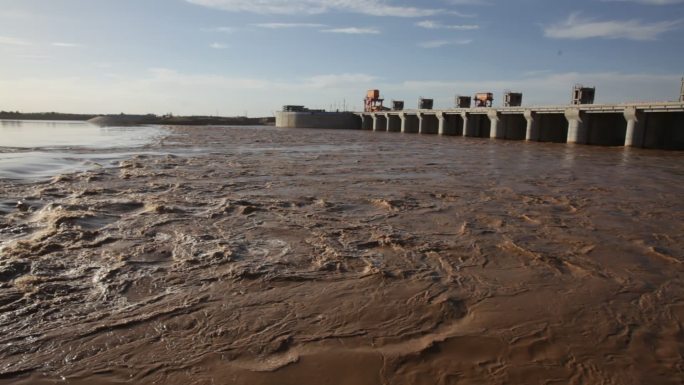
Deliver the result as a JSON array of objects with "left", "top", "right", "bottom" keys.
[
  {"left": 419, "top": 98, "right": 434, "bottom": 110},
  {"left": 392, "top": 100, "right": 405, "bottom": 111},
  {"left": 455, "top": 95, "right": 472, "bottom": 108},
  {"left": 503, "top": 91, "right": 523, "bottom": 107},
  {"left": 364, "top": 89, "right": 388, "bottom": 112},
  {"left": 474, "top": 92, "right": 494, "bottom": 107},
  {"left": 572, "top": 85, "right": 595, "bottom": 105}
]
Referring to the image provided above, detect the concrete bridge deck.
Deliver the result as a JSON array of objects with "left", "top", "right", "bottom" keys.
[{"left": 358, "top": 102, "right": 684, "bottom": 149}]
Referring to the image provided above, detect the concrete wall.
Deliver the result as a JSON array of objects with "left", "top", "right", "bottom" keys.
[
  {"left": 373, "top": 115, "right": 388, "bottom": 132},
  {"left": 643, "top": 112, "right": 684, "bottom": 150},
  {"left": 537, "top": 114, "right": 568, "bottom": 143},
  {"left": 401, "top": 114, "right": 419, "bottom": 134},
  {"left": 276, "top": 111, "right": 361, "bottom": 130},
  {"left": 419, "top": 114, "right": 439, "bottom": 134},
  {"left": 586, "top": 113, "right": 626, "bottom": 146},
  {"left": 466, "top": 114, "right": 491, "bottom": 138},
  {"left": 440, "top": 114, "right": 463, "bottom": 136},
  {"left": 500, "top": 114, "right": 527, "bottom": 140},
  {"left": 387, "top": 114, "right": 402, "bottom": 132},
  {"left": 285, "top": 107, "right": 683, "bottom": 150}
]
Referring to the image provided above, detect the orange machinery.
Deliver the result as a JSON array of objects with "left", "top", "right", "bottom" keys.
[
  {"left": 474, "top": 92, "right": 494, "bottom": 107},
  {"left": 364, "top": 89, "right": 388, "bottom": 112}
]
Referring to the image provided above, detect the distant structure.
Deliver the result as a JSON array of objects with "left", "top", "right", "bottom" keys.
[
  {"left": 364, "top": 90, "right": 386, "bottom": 112},
  {"left": 392, "top": 100, "right": 404, "bottom": 111},
  {"left": 419, "top": 98, "right": 434, "bottom": 110},
  {"left": 455, "top": 95, "right": 472, "bottom": 108},
  {"left": 680, "top": 77, "right": 684, "bottom": 102},
  {"left": 572, "top": 85, "right": 596, "bottom": 105},
  {"left": 503, "top": 91, "right": 523, "bottom": 107},
  {"left": 474, "top": 92, "right": 494, "bottom": 107}
]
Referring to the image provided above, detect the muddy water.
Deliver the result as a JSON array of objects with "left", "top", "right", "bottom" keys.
[{"left": 0, "top": 126, "right": 683, "bottom": 385}]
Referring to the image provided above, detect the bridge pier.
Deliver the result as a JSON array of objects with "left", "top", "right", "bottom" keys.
[
  {"left": 438, "top": 113, "right": 462, "bottom": 136},
  {"left": 418, "top": 113, "right": 439, "bottom": 134},
  {"left": 461, "top": 113, "right": 470, "bottom": 137},
  {"left": 525, "top": 110, "right": 539, "bottom": 141},
  {"left": 372, "top": 114, "right": 387, "bottom": 132},
  {"left": 387, "top": 114, "right": 401, "bottom": 132},
  {"left": 624, "top": 107, "right": 645, "bottom": 148},
  {"left": 400, "top": 113, "right": 419, "bottom": 134},
  {"left": 565, "top": 108, "right": 589, "bottom": 144},
  {"left": 488, "top": 111, "right": 504, "bottom": 139},
  {"left": 360, "top": 114, "right": 373, "bottom": 130}
]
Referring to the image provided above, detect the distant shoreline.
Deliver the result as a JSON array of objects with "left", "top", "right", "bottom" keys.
[{"left": 0, "top": 112, "right": 275, "bottom": 126}]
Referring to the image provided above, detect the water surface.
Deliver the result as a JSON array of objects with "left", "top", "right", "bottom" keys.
[{"left": 0, "top": 120, "right": 167, "bottom": 180}]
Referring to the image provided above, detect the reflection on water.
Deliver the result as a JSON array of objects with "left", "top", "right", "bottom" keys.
[
  {"left": 0, "top": 120, "right": 164, "bottom": 149},
  {"left": 0, "top": 120, "right": 168, "bottom": 180}
]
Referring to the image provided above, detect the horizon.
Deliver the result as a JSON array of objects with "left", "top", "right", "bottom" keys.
[{"left": 1, "top": 0, "right": 683, "bottom": 116}]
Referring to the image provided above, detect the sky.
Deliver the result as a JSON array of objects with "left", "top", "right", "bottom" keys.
[{"left": 0, "top": 0, "right": 683, "bottom": 116}]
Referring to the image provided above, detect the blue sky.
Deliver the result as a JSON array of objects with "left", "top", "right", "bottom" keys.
[{"left": 0, "top": 0, "right": 683, "bottom": 116}]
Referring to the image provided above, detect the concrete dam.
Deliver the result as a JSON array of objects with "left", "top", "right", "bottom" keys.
[{"left": 276, "top": 102, "right": 684, "bottom": 150}]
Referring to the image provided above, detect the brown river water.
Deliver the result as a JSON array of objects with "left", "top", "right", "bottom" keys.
[{"left": 1, "top": 125, "right": 683, "bottom": 384}]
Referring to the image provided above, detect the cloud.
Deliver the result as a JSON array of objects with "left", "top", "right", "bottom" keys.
[
  {"left": 418, "top": 39, "right": 472, "bottom": 48},
  {"left": 209, "top": 42, "right": 229, "bottom": 49},
  {"left": 185, "top": 0, "right": 442, "bottom": 17},
  {"left": 544, "top": 12, "right": 682, "bottom": 40},
  {"left": 253, "top": 23, "right": 327, "bottom": 29},
  {"left": 322, "top": 27, "right": 380, "bottom": 34},
  {"left": 52, "top": 42, "right": 84, "bottom": 48},
  {"left": 416, "top": 20, "right": 479, "bottom": 29},
  {"left": 0, "top": 36, "right": 31, "bottom": 46}
]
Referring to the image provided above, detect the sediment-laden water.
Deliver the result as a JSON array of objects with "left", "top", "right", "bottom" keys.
[{"left": 0, "top": 125, "right": 683, "bottom": 384}]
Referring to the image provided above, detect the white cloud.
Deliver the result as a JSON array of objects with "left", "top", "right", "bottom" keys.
[
  {"left": 52, "top": 42, "right": 84, "bottom": 48},
  {"left": 418, "top": 39, "right": 472, "bottom": 48},
  {"left": 544, "top": 12, "right": 682, "bottom": 40},
  {"left": 209, "top": 42, "right": 229, "bottom": 49},
  {"left": 0, "top": 36, "right": 31, "bottom": 46},
  {"left": 322, "top": 27, "right": 380, "bottom": 34},
  {"left": 416, "top": 20, "right": 479, "bottom": 29},
  {"left": 253, "top": 23, "right": 327, "bottom": 29},
  {"left": 185, "top": 0, "right": 441, "bottom": 17}
]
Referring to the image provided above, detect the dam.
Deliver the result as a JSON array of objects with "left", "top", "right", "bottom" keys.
[{"left": 276, "top": 102, "right": 684, "bottom": 150}]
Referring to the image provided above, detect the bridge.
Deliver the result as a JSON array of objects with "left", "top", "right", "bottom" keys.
[{"left": 357, "top": 102, "right": 684, "bottom": 149}]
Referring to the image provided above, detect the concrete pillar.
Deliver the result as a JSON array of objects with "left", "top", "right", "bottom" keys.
[
  {"left": 623, "top": 107, "right": 645, "bottom": 148},
  {"left": 565, "top": 108, "right": 588, "bottom": 144},
  {"left": 418, "top": 113, "right": 438, "bottom": 134},
  {"left": 399, "top": 113, "right": 418, "bottom": 133},
  {"left": 524, "top": 110, "right": 539, "bottom": 141},
  {"left": 387, "top": 113, "right": 401, "bottom": 132},
  {"left": 461, "top": 112, "right": 470, "bottom": 137},
  {"left": 488, "top": 110, "right": 504, "bottom": 139},
  {"left": 372, "top": 114, "right": 388, "bottom": 132},
  {"left": 437, "top": 113, "right": 446, "bottom": 135}
]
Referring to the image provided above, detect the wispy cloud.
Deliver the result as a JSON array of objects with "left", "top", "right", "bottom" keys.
[
  {"left": 253, "top": 23, "right": 327, "bottom": 29},
  {"left": 322, "top": 27, "right": 380, "bottom": 34},
  {"left": 185, "top": 0, "right": 442, "bottom": 17},
  {"left": 209, "top": 42, "right": 229, "bottom": 49},
  {"left": 52, "top": 42, "right": 84, "bottom": 48},
  {"left": 416, "top": 20, "right": 479, "bottom": 30},
  {"left": 544, "top": 12, "right": 682, "bottom": 40},
  {"left": 418, "top": 39, "right": 472, "bottom": 48},
  {"left": 0, "top": 36, "right": 31, "bottom": 46}
]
